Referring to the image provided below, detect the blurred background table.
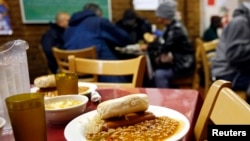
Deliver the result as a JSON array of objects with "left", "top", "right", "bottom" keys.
[
  {"left": 115, "top": 44, "right": 145, "bottom": 57},
  {"left": 116, "top": 44, "right": 154, "bottom": 83},
  {"left": 0, "top": 87, "right": 201, "bottom": 141}
]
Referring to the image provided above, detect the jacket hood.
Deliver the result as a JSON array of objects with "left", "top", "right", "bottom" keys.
[
  {"left": 49, "top": 22, "right": 59, "bottom": 28},
  {"left": 69, "top": 10, "right": 97, "bottom": 26},
  {"left": 49, "top": 22, "right": 64, "bottom": 32},
  {"left": 233, "top": 2, "right": 250, "bottom": 19}
]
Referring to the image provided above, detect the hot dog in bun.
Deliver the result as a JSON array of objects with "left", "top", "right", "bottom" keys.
[
  {"left": 97, "top": 94, "right": 149, "bottom": 120},
  {"left": 96, "top": 94, "right": 155, "bottom": 130},
  {"left": 85, "top": 94, "right": 180, "bottom": 140}
]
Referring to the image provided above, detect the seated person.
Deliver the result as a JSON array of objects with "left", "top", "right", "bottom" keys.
[
  {"left": 116, "top": 9, "right": 152, "bottom": 44},
  {"left": 63, "top": 3, "right": 132, "bottom": 82},
  {"left": 202, "top": 15, "right": 222, "bottom": 42},
  {"left": 211, "top": 2, "right": 250, "bottom": 103},
  {"left": 141, "top": 0, "right": 195, "bottom": 88},
  {"left": 41, "top": 12, "right": 70, "bottom": 74}
]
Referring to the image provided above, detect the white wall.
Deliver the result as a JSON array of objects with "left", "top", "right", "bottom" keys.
[{"left": 201, "top": 0, "right": 239, "bottom": 36}]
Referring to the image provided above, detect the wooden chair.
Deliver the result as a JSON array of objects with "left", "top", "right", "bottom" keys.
[
  {"left": 194, "top": 80, "right": 250, "bottom": 141},
  {"left": 68, "top": 55, "right": 146, "bottom": 88},
  {"left": 170, "top": 38, "right": 202, "bottom": 90},
  {"left": 52, "top": 46, "right": 97, "bottom": 82},
  {"left": 200, "top": 39, "right": 218, "bottom": 97},
  {"left": 200, "top": 39, "right": 247, "bottom": 100}
]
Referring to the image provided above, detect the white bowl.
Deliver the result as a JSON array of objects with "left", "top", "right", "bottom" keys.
[
  {"left": 44, "top": 95, "right": 89, "bottom": 124},
  {"left": 0, "top": 117, "right": 6, "bottom": 134}
]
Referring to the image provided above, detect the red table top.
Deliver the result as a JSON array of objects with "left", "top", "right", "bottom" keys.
[{"left": 1, "top": 87, "right": 201, "bottom": 141}]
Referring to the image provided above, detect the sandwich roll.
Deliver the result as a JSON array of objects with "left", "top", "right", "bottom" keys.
[
  {"left": 34, "top": 74, "right": 56, "bottom": 88},
  {"left": 143, "top": 32, "right": 156, "bottom": 43},
  {"left": 97, "top": 94, "right": 149, "bottom": 120}
]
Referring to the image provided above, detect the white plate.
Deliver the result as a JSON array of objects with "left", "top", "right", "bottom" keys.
[
  {"left": 30, "top": 82, "right": 97, "bottom": 95},
  {"left": 64, "top": 105, "right": 190, "bottom": 141}
]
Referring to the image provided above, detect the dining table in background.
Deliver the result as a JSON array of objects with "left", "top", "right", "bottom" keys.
[
  {"left": 116, "top": 44, "right": 154, "bottom": 80},
  {"left": 0, "top": 87, "right": 201, "bottom": 141}
]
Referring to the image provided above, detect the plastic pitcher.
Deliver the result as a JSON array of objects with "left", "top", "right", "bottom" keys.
[{"left": 0, "top": 39, "right": 30, "bottom": 130}]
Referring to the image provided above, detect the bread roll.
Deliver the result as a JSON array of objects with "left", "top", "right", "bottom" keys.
[
  {"left": 143, "top": 33, "right": 155, "bottom": 43},
  {"left": 97, "top": 94, "right": 149, "bottom": 120},
  {"left": 34, "top": 74, "right": 56, "bottom": 88}
]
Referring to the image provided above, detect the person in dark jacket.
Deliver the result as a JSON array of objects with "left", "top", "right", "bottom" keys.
[
  {"left": 41, "top": 12, "right": 70, "bottom": 74},
  {"left": 116, "top": 9, "right": 152, "bottom": 44},
  {"left": 211, "top": 2, "right": 250, "bottom": 103},
  {"left": 141, "top": 0, "right": 195, "bottom": 88},
  {"left": 63, "top": 3, "right": 132, "bottom": 82},
  {"left": 202, "top": 15, "right": 222, "bottom": 42}
]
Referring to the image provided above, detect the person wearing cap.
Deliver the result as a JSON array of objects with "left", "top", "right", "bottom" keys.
[
  {"left": 142, "top": 0, "right": 195, "bottom": 88},
  {"left": 211, "top": 2, "right": 250, "bottom": 103}
]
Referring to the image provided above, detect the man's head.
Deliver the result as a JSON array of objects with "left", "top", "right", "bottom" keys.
[
  {"left": 55, "top": 12, "right": 70, "bottom": 28},
  {"left": 83, "top": 3, "right": 102, "bottom": 17},
  {"left": 156, "top": 0, "right": 177, "bottom": 25}
]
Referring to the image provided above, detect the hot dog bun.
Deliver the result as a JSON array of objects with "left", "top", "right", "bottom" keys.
[
  {"left": 34, "top": 74, "right": 56, "bottom": 88},
  {"left": 97, "top": 94, "right": 149, "bottom": 120},
  {"left": 143, "top": 32, "right": 156, "bottom": 43}
]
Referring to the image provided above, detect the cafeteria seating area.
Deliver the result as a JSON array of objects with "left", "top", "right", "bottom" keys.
[
  {"left": 1, "top": 0, "right": 250, "bottom": 141},
  {"left": 1, "top": 0, "right": 206, "bottom": 94},
  {"left": 0, "top": 0, "right": 200, "bottom": 85}
]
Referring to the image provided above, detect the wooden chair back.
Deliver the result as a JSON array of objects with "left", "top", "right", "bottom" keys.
[
  {"left": 192, "top": 38, "right": 203, "bottom": 89},
  {"left": 194, "top": 79, "right": 231, "bottom": 141},
  {"left": 200, "top": 39, "right": 247, "bottom": 100},
  {"left": 68, "top": 55, "right": 146, "bottom": 88},
  {"left": 52, "top": 46, "right": 97, "bottom": 73},
  {"left": 194, "top": 80, "right": 250, "bottom": 141},
  {"left": 200, "top": 39, "right": 219, "bottom": 96}
]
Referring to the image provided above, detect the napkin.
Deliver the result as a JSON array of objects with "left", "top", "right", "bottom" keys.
[{"left": 90, "top": 91, "right": 101, "bottom": 102}]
